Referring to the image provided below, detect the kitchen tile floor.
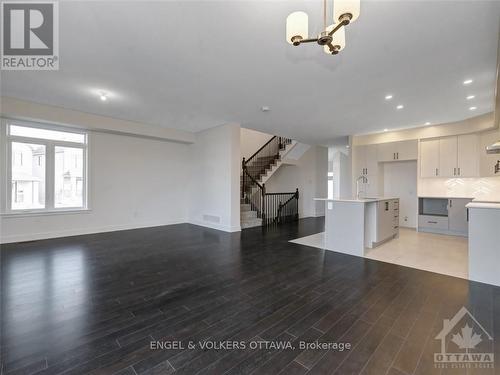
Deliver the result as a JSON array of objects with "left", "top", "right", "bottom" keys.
[{"left": 290, "top": 228, "right": 469, "bottom": 280}]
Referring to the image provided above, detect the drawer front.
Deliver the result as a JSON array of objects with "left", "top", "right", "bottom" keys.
[{"left": 418, "top": 215, "right": 448, "bottom": 230}]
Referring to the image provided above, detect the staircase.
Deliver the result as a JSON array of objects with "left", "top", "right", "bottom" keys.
[{"left": 241, "top": 136, "right": 298, "bottom": 228}]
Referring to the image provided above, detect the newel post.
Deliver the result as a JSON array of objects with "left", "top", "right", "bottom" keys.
[
  {"left": 295, "top": 188, "right": 299, "bottom": 221},
  {"left": 261, "top": 183, "right": 266, "bottom": 225},
  {"left": 241, "top": 158, "right": 246, "bottom": 199}
]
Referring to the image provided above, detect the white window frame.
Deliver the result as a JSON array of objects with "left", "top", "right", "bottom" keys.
[{"left": 1, "top": 118, "right": 89, "bottom": 215}]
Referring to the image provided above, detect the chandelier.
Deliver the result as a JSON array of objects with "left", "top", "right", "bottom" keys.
[{"left": 286, "top": 0, "right": 360, "bottom": 55}]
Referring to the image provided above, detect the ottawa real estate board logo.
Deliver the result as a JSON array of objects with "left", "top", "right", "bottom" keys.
[
  {"left": 434, "top": 306, "right": 494, "bottom": 369},
  {"left": 1, "top": 1, "right": 59, "bottom": 70}
]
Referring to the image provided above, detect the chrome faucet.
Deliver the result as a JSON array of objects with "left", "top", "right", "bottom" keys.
[{"left": 356, "top": 175, "right": 368, "bottom": 199}]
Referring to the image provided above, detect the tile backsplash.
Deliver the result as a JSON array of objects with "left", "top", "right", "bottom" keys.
[{"left": 418, "top": 177, "right": 500, "bottom": 201}]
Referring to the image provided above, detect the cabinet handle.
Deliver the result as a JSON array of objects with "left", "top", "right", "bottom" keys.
[
  {"left": 454, "top": 168, "right": 456, "bottom": 176},
  {"left": 449, "top": 199, "right": 452, "bottom": 208},
  {"left": 428, "top": 221, "right": 438, "bottom": 224},
  {"left": 397, "top": 152, "right": 399, "bottom": 159},
  {"left": 436, "top": 168, "right": 438, "bottom": 176},
  {"left": 458, "top": 167, "right": 461, "bottom": 175},
  {"left": 393, "top": 153, "right": 396, "bottom": 160},
  {"left": 467, "top": 208, "right": 469, "bottom": 222}
]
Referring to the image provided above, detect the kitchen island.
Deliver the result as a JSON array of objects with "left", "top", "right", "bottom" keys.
[
  {"left": 314, "top": 197, "right": 399, "bottom": 257},
  {"left": 467, "top": 199, "right": 500, "bottom": 287}
]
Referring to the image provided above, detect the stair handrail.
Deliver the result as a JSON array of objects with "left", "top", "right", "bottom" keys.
[
  {"left": 244, "top": 136, "right": 277, "bottom": 166},
  {"left": 242, "top": 163, "right": 264, "bottom": 190},
  {"left": 275, "top": 188, "right": 299, "bottom": 224}
]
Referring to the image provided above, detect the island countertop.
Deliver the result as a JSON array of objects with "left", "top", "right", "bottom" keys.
[{"left": 314, "top": 197, "right": 398, "bottom": 203}]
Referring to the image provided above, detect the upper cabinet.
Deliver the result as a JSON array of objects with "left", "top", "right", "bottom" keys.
[
  {"left": 353, "top": 144, "right": 378, "bottom": 177},
  {"left": 420, "top": 134, "right": 479, "bottom": 178},
  {"left": 420, "top": 139, "right": 440, "bottom": 177},
  {"left": 439, "top": 137, "right": 458, "bottom": 177},
  {"left": 457, "top": 134, "right": 479, "bottom": 177},
  {"left": 378, "top": 140, "right": 418, "bottom": 162}
]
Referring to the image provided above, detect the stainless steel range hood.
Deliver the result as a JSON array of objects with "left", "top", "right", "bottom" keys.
[{"left": 487, "top": 140, "right": 500, "bottom": 154}]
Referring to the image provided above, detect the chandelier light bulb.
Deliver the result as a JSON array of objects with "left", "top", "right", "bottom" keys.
[
  {"left": 286, "top": 11, "right": 309, "bottom": 45},
  {"left": 323, "top": 24, "right": 346, "bottom": 54},
  {"left": 285, "top": 0, "right": 359, "bottom": 56},
  {"left": 334, "top": 0, "right": 360, "bottom": 23}
]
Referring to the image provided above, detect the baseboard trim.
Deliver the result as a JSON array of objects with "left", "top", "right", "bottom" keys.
[{"left": 0, "top": 219, "right": 187, "bottom": 244}]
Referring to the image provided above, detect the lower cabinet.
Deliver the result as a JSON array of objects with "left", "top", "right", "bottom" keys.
[
  {"left": 418, "top": 215, "right": 449, "bottom": 231},
  {"left": 418, "top": 197, "right": 472, "bottom": 236},
  {"left": 366, "top": 199, "right": 400, "bottom": 248},
  {"left": 448, "top": 198, "right": 471, "bottom": 234}
]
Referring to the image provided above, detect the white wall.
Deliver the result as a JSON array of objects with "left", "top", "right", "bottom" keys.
[
  {"left": 329, "top": 146, "right": 352, "bottom": 199},
  {"left": 265, "top": 146, "right": 328, "bottom": 218},
  {"left": 188, "top": 123, "right": 241, "bottom": 232},
  {"left": 1, "top": 96, "right": 195, "bottom": 143},
  {"left": 1, "top": 131, "right": 192, "bottom": 243},
  {"left": 240, "top": 128, "right": 273, "bottom": 162},
  {"left": 383, "top": 161, "right": 418, "bottom": 228}
]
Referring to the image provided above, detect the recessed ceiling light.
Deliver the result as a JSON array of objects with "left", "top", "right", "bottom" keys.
[
  {"left": 396, "top": 105, "right": 404, "bottom": 110},
  {"left": 466, "top": 95, "right": 475, "bottom": 100},
  {"left": 425, "top": 122, "right": 431, "bottom": 126},
  {"left": 469, "top": 106, "right": 477, "bottom": 111},
  {"left": 261, "top": 106, "right": 270, "bottom": 112},
  {"left": 385, "top": 95, "right": 393, "bottom": 100},
  {"left": 463, "top": 79, "right": 473, "bottom": 85},
  {"left": 99, "top": 92, "right": 108, "bottom": 101},
  {"left": 383, "top": 128, "right": 388, "bottom": 132}
]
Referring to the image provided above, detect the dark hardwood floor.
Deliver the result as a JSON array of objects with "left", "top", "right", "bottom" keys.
[{"left": 1, "top": 218, "right": 499, "bottom": 375}]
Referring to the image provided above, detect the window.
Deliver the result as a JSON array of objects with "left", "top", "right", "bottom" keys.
[
  {"left": 2, "top": 121, "right": 88, "bottom": 213},
  {"left": 54, "top": 146, "right": 84, "bottom": 208},
  {"left": 11, "top": 142, "right": 46, "bottom": 210}
]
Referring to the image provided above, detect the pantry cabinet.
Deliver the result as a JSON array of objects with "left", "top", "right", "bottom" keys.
[{"left": 353, "top": 144, "right": 378, "bottom": 177}]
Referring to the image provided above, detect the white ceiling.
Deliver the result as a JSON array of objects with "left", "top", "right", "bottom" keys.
[{"left": 1, "top": 1, "right": 499, "bottom": 145}]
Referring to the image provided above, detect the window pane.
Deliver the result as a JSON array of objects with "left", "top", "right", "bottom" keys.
[
  {"left": 10, "top": 125, "right": 85, "bottom": 143},
  {"left": 55, "top": 147, "right": 84, "bottom": 208},
  {"left": 11, "top": 142, "right": 46, "bottom": 210}
]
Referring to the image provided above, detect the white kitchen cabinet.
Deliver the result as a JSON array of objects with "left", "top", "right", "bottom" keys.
[
  {"left": 365, "top": 198, "right": 400, "bottom": 248},
  {"left": 365, "top": 144, "right": 378, "bottom": 176},
  {"left": 377, "top": 140, "right": 417, "bottom": 162},
  {"left": 353, "top": 146, "right": 365, "bottom": 177},
  {"left": 377, "top": 142, "right": 396, "bottom": 162},
  {"left": 396, "top": 140, "right": 418, "bottom": 161},
  {"left": 448, "top": 198, "right": 472, "bottom": 235},
  {"left": 457, "top": 134, "right": 479, "bottom": 177},
  {"left": 418, "top": 197, "right": 471, "bottom": 237},
  {"left": 353, "top": 144, "right": 378, "bottom": 176},
  {"left": 420, "top": 139, "right": 440, "bottom": 177},
  {"left": 439, "top": 137, "right": 458, "bottom": 177},
  {"left": 420, "top": 135, "right": 480, "bottom": 178},
  {"left": 364, "top": 175, "right": 379, "bottom": 198}
]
